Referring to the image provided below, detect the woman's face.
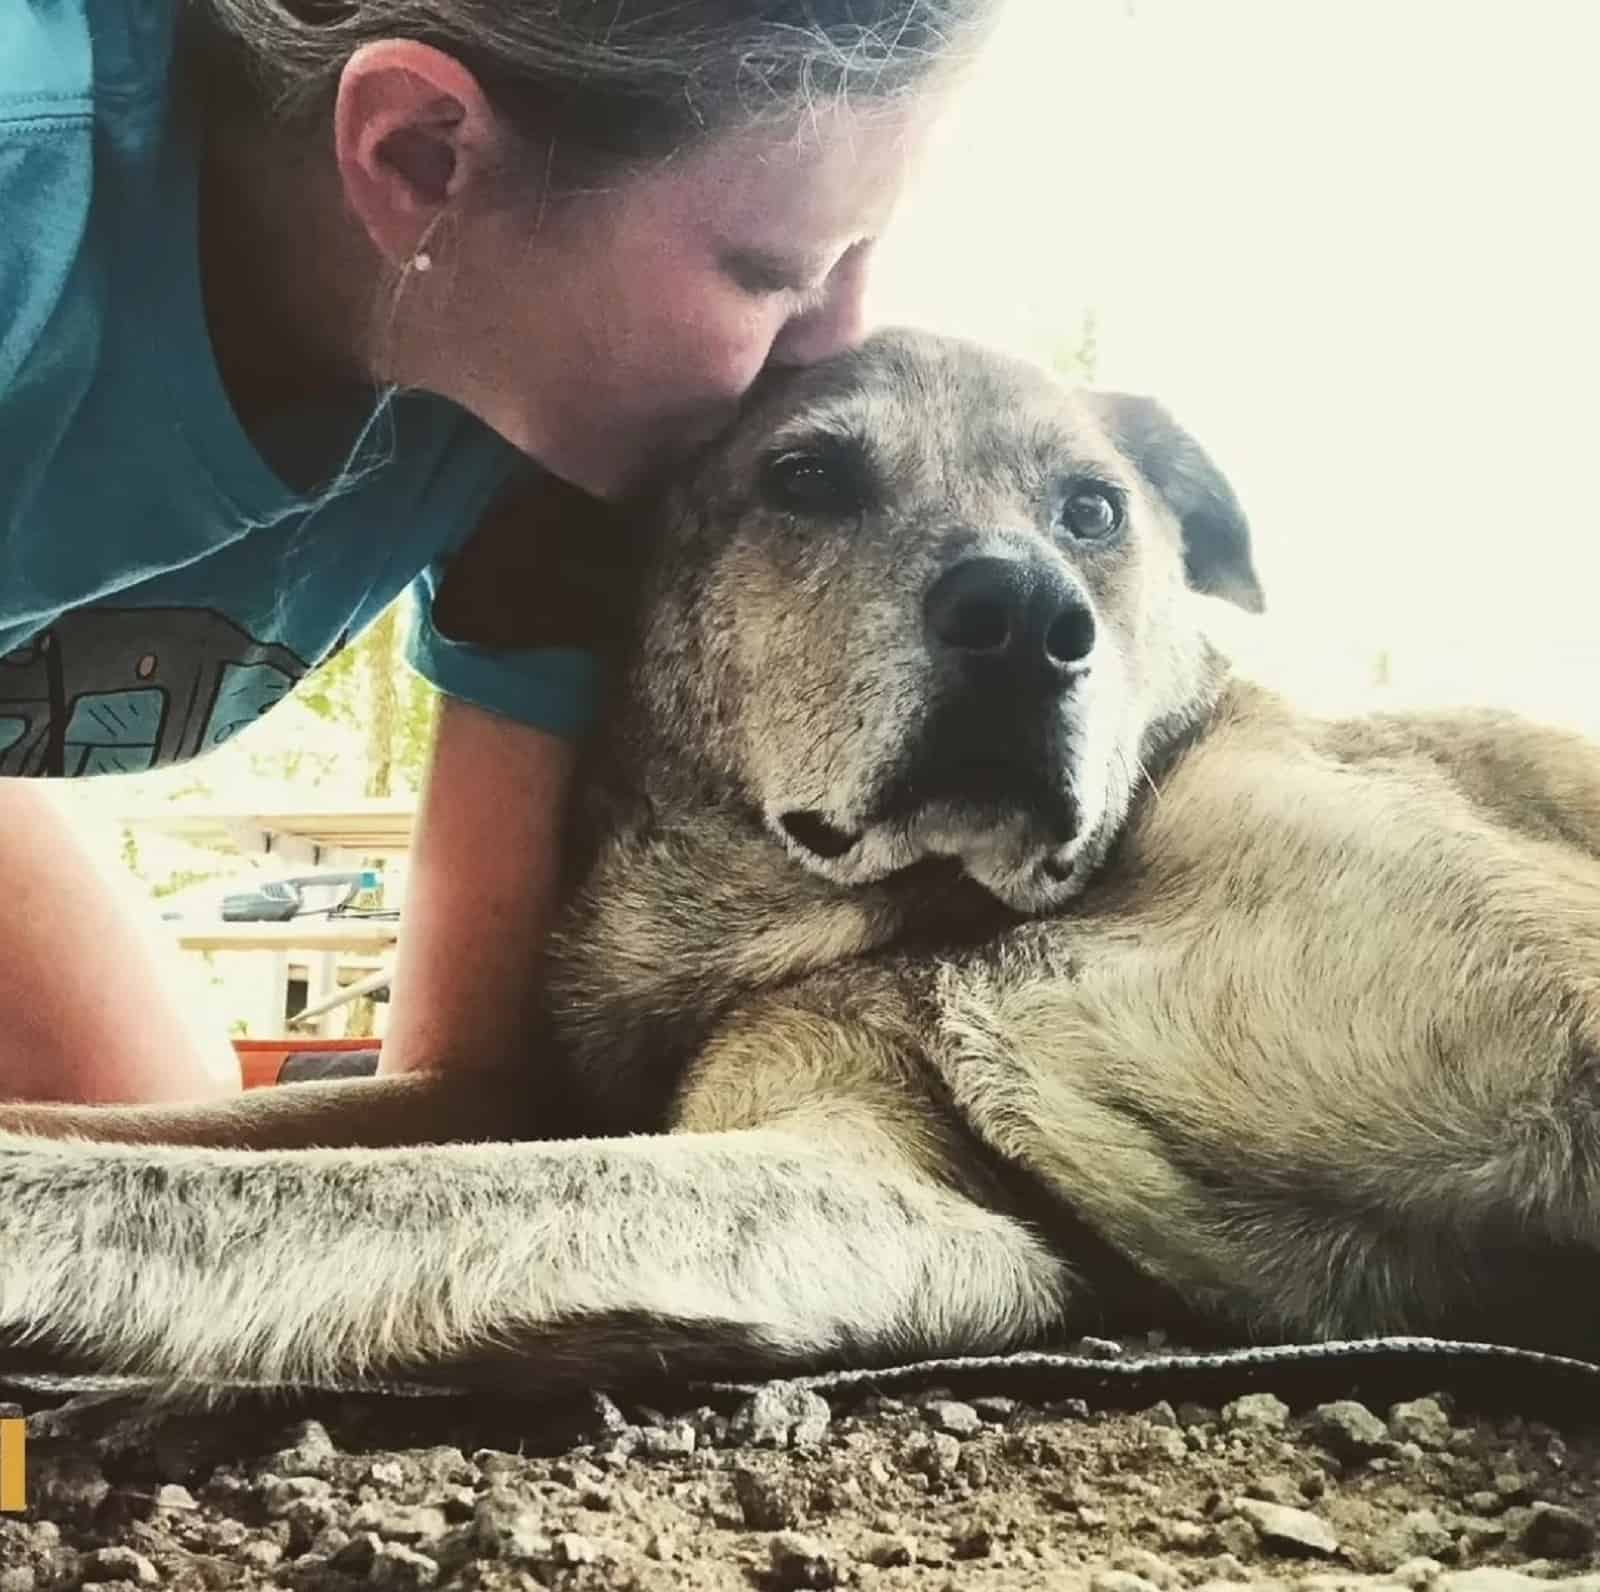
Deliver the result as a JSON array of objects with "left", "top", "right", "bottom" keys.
[{"left": 426, "top": 102, "right": 937, "bottom": 498}]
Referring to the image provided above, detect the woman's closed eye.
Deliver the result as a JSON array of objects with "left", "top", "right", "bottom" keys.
[{"left": 723, "top": 248, "right": 830, "bottom": 301}]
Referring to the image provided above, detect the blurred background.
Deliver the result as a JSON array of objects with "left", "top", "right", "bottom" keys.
[{"left": 51, "top": 0, "right": 1600, "bottom": 1038}]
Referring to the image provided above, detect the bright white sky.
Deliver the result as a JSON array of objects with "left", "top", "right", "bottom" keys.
[{"left": 871, "top": 0, "right": 1600, "bottom": 722}]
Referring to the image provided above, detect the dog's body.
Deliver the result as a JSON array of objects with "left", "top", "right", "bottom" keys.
[{"left": 4, "top": 331, "right": 1600, "bottom": 1395}]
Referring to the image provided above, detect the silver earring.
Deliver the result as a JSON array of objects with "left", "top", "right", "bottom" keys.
[{"left": 411, "top": 250, "right": 434, "bottom": 274}]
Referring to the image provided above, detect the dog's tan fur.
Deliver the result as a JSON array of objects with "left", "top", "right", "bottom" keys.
[{"left": 4, "top": 330, "right": 1599, "bottom": 1396}]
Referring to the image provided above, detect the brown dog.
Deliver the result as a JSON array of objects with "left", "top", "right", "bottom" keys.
[{"left": 3, "top": 330, "right": 1598, "bottom": 1397}]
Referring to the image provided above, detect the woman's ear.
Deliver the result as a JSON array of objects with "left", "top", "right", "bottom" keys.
[{"left": 333, "top": 40, "right": 508, "bottom": 267}]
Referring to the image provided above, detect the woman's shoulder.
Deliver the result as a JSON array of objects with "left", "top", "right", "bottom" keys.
[
  {"left": 0, "top": 6, "right": 95, "bottom": 399},
  {"left": 1, "top": 4, "right": 89, "bottom": 129},
  {"left": 0, "top": 0, "right": 185, "bottom": 393},
  {"left": 1, "top": 0, "right": 184, "bottom": 125}
]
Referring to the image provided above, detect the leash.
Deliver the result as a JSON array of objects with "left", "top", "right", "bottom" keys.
[
  {"left": 6, "top": 1337, "right": 1599, "bottom": 1424},
  {"left": 710, "top": 1337, "right": 1600, "bottom": 1421}
]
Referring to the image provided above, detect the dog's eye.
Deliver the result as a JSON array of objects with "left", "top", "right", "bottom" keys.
[
  {"left": 1059, "top": 487, "right": 1123, "bottom": 542},
  {"left": 760, "top": 446, "right": 871, "bottom": 518}
]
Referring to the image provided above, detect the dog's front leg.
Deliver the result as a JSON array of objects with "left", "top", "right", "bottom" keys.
[{"left": 0, "top": 1127, "right": 1068, "bottom": 1395}]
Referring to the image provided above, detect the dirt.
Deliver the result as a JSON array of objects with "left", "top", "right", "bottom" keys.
[{"left": 4, "top": 1340, "right": 1599, "bottom": 1592}]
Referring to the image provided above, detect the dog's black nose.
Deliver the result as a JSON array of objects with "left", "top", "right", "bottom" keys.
[{"left": 924, "top": 555, "right": 1096, "bottom": 691}]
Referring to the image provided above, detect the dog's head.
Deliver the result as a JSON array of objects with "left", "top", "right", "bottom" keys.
[{"left": 616, "top": 329, "right": 1261, "bottom": 914}]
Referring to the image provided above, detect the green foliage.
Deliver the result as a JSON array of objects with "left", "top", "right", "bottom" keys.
[
  {"left": 150, "top": 866, "right": 228, "bottom": 901},
  {"left": 1050, "top": 307, "right": 1100, "bottom": 386},
  {"left": 249, "top": 595, "right": 440, "bottom": 795}
]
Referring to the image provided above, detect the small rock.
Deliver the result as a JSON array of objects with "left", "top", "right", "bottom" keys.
[
  {"left": 269, "top": 1418, "right": 338, "bottom": 1479},
  {"left": 261, "top": 1473, "right": 333, "bottom": 1515},
  {"left": 1459, "top": 1519, "right": 1509, "bottom": 1555},
  {"left": 729, "top": 1384, "right": 833, "bottom": 1449},
  {"left": 236, "top": 1536, "right": 283, "bottom": 1572},
  {"left": 1244, "top": 1475, "right": 1304, "bottom": 1507},
  {"left": 555, "top": 1533, "right": 599, "bottom": 1567},
  {"left": 971, "top": 1396, "right": 1019, "bottom": 1423},
  {"left": 367, "top": 1459, "right": 407, "bottom": 1488},
  {"left": 646, "top": 1530, "right": 677, "bottom": 1561},
  {"left": 1233, "top": 1497, "right": 1339, "bottom": 1557},
  {"left": 308, "top": 1524, "right": 354, "bottom": 1562},
  {"left": 1519, "top": 1502, "right": 1595, "bottom": 1560},
  {"left": 1157, "top": 1519, "right": 1210, "bottom": 1552},
  {"left": 1077, "top": 1336, "right": 1126, "bottom": 1359},
  {"left": 1371, "top": 1510, "right": 1453, "bottom": 1569},
  {"left": 1387, "top": 1397, "right": 1452, "bottom": 1449},
  {"left": 350, "top": 1502, "right": 450, "bottom": 1544},
  {"left": 1305, "top": 1400, "right": 1392, "bottom": 1461},
  {"left": 370, "top": 1541, "right": 440, "bottom": 1591},
  {"left": 1390, "top": 1558, "right": 1447, "bottom": 1589},
  {"left": 1090, "top": 1573, "right": 1163, "bottom": 1592},
  {"left": 857, "top": 1395, "right": 907, "bottom": 1417},
  {"left": 769, "top": 1530, "right": 839, "bottom": 1589},
  {"left": 1111, "top": 1548, "right": 1181, "bottom": 1587},
  {"left": 587, "top": 1391, "right": 629, "bottom": 1434},
  {"left": 595, "top": 1426, "right": 643, "bottom": 1467},
  {"left": 1222, "top": 1393, "right": 1290, "bottom": 1434},
  {"left": 79, "top": 1548, "right": 160, "bottom": 1587},
  {"left": 953, "top": 1524, "right": 995, "bottom": 1560},
  {"left": 1142, "top": 1426, "right": 1189, "bottom": 1463},
  {"left": 864, "top": 1534, "right": 916, "bottom": 1567},
  {"left": 31, "top": 1455, "right": 110, "bottom": 1521},
  {"left": 1200, "top": 1553, "right": 1251, "bottom": 1583},
  {"left": 1435, "top": 1573, "right": 1553, "bottom": 1592},
  {"left": 734, "top": 1467, "right": 805, "bottom": 1530},
  {"left": 472, "top": 1448, "right": 522, "bottom": 1479},
  {"left": 473, "top": 1489, "right": 553, "bottom": 1561},
  {"left": 332, "top": 1535, "right": 380, "bottom": 1576},
  {"left": 282, "top": 1496, "right": 340, "bottom": 1554},
  {"left": 640, "top": 1422, "right": 696, "bottom": 1457},
  {"left": 1143, "top": 1400, "right": 1180, "bottom": 1429},
  {"left": 904, "top": 1431, "right": 962, "bottom": 1480},
  {"left": 153, "top": 1483, "right": 198, "bottom": 1510},
  {"left": 923, "top": 1400, "right": 982, "bottom": 1438}
]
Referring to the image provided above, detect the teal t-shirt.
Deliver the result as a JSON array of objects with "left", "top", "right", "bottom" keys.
[{"left": 0, "top": 0, "right": 599, "bottom": 777}]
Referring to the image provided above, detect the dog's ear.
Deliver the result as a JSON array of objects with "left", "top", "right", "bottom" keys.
[{"left": 1091, "top": 393, "right": 1265, "bottom": 614}]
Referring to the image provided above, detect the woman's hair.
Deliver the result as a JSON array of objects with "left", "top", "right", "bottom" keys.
[{"left": 190, "top": 0, "right": 1002, "bottom": 176}]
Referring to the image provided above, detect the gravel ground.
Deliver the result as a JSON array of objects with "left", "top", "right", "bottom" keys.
[{"left": 4, "top": 1339, "right": 1599, "bottom": 1592}]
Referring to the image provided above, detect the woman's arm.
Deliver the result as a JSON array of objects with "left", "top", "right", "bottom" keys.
[
  {"left": 0, "top": 782, "right": 242, "bottom": 1104},
  {"left": 377, "top": 695, "right": 578, "bottom": 1077}
]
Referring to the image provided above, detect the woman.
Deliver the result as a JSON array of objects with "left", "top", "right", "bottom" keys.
[{"left": 0, "top": 0, "right": 1000, "bottom": 1104}]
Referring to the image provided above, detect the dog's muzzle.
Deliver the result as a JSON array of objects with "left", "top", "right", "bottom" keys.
[{"left": 768, "top": 550, "right": 1113, "bottom": 913}]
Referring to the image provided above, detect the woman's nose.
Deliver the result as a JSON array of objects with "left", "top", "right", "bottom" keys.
[{"left": 768, "top": 244, "right": 875, "bottom": 368}]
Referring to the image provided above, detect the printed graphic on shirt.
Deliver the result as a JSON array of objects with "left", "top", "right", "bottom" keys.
[{"left": 0, "top": 608, "right": 309, "bottom": 777}]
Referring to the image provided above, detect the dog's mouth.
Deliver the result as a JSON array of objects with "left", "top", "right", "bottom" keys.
[
  {"left": 772, "top": 798, "right": 1097, "bottom": 912},
  {"left": 765, "top": 697, "right": 1122, "bottom": 912},
  {"left": 771, "top": 753, "right": 1105, "bottom": 913},
  {"left": 779, "top": 810, "right": 862, "bottom": 860}
]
